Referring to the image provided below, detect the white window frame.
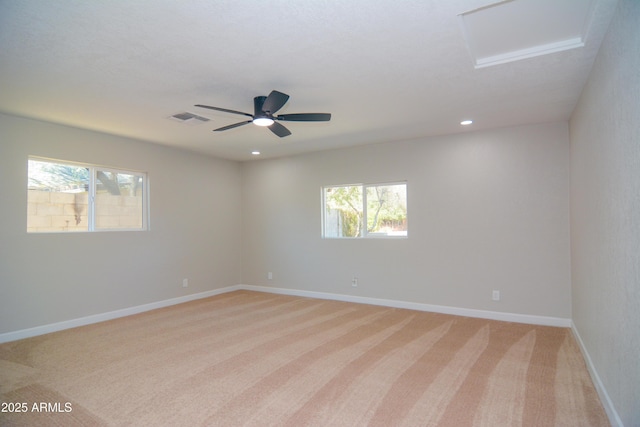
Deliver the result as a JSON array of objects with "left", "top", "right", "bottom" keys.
[
  {"left": 28, "top": 156, "right": 149, "bottom": 233},
  {"left": 322, "top": 181, "right": 408, "bottom": 239}
]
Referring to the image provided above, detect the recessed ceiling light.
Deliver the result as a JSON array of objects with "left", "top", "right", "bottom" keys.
[
  {"left": 460, "top": 120, "right": 473, "bottom": 125},
  {"left": 251, "top": 151, "right": 261, "bottom": 155}
]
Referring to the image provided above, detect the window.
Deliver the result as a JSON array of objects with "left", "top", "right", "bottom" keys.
[
  {"left": 27, "top": 158, "right": 148, "bottom": 232},
  {"left": 323, "top": 182, "right": 407, "bottom": 238}
]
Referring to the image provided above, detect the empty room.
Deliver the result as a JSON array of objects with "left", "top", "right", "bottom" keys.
[{"left": 0, "top": 0, "right": 638, "bottom": 426}]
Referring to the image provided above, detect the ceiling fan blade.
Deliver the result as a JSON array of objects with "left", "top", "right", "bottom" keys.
[
  {"left": 268, "top": 121, "right": 292, "bottom": 138},
  {"left": 195, "top": 104, "right": 253, "bottom": 118},
  {"left": 277, "top": 113, "right": 331, "bottom": 122},
  {"left": 261, "top": 90, "right": 289, "bottom": 114},
  {"left": 214, "top": 121, "right": 252, "bottom": 132}
]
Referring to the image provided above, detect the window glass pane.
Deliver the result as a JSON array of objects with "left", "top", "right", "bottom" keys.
[
  {"left": 366, "top": 184, "right": 407, "bottom": 236},
  {"left": 95, "top": 170, "right": 144, "bottom": 230},
  {"left": 324, "top": 185, "right": 363, "bottom": 237},
  {"left": 27, "top": 160, "right": 89, "bottom": 232}
]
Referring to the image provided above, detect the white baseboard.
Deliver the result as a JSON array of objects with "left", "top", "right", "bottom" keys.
[
  {"left": 0, "top": 283, "right": 570, "bottom": 344},
  {"left": 238, "top": 285, "right": 572, "bottom": 327},
  {"left": 0, "top": 285, "right": 242, "bottom": 344},
  {"left": 571, "top": 322, "right": 623, "bottom": 427}
]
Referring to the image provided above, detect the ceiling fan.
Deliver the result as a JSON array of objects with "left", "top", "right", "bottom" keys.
[{"left": 195, "top": 90, "right": 331, "bottom": 138}]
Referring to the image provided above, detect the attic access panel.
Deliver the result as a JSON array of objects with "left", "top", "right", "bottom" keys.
[{"left": 459, "top": 0, "right": 596, "bottom": 68}]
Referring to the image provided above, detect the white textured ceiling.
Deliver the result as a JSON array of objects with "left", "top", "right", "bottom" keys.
[{"left": 0, "top": 0, "right": 618, "bottom": 161}]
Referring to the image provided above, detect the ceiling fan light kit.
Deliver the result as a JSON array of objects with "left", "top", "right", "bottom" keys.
[
  {"left": 195, "top": 90, "right": 331, "bottom": 138},
  {"left": 253, "top": 117, "right": 274, "bottom": 127}
]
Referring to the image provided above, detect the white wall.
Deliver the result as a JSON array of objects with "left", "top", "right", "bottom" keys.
[
  {"left": 0, "top": 113, "right": 243, "bottom": 334},
  {"left": 242, "top": 122, "right": 571, "bottom": 319},
  {"left": 569, "top": 0, "right": 640, "bottom": 424}
]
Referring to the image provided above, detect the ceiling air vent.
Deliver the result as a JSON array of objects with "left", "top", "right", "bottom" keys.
[{"left": 169, "top": 112, "right": 210, "bottom": 125}]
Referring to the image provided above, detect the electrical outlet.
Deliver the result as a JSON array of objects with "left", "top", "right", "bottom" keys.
[
  {"left": 492, "top": 290, "right": 500, "bottom": 301},
  {"left": 183, "top": 278, "right": 189, "bottom": 288},
  {"left": 267, "top": 272, "right": 273, "bottom": 280},
  {"left": 352, "top": 277, "right": 358, "bottom": 287}
]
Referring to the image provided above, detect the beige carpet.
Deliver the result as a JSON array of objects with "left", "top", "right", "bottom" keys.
[{"left": 0, "top": 290, "right": 608, "bottom": 426}]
